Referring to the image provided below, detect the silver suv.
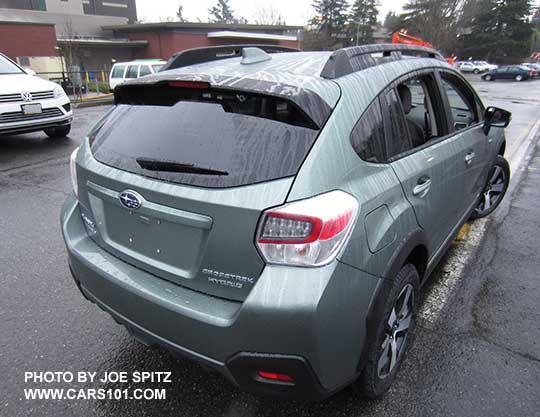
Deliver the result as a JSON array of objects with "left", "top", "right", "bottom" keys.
[{"left": 61, "top": 45, "right": 511, "bottom": 399}]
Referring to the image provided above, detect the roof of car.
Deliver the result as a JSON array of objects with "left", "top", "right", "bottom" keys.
[
  {"left": 147, "top": 51, "right": 341, "bottom": 106},
  {"left": 118, "top": 48, "right": 450, "bottom": 108},
  {"left": 113, "top": 59, "right": 166, "bottom": 65}
]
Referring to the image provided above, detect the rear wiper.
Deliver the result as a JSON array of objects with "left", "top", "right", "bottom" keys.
[{"left": 136, "top": 158, "right": 228, "bottom": 176}]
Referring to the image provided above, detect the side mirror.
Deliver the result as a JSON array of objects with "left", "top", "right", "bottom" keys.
[
  {"left": 24, "top": 68, "right": 36, "bottom": 76},
  {"left": 483, "top": 106, "right": 511, "bottom": 135}
]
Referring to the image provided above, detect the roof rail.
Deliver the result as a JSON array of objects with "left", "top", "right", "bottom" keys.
[
  {"left": 320, "top": 44, "right": 446, "bottom": 79},
  {"left": 160, "top": 44, "right": 299, "bottom": 71}
]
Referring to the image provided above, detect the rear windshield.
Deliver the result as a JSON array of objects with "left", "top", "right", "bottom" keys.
[{"left": 90, "top": 87, "right": 320, "bottom": 188}]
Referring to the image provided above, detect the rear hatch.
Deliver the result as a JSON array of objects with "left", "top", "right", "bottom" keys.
[{"left": 78, "top": 78, "right": 333, "bottom": 301}]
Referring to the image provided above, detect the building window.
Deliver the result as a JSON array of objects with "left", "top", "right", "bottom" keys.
[{"left": 102, "top": 1, "right": 129, "bottom": 8}]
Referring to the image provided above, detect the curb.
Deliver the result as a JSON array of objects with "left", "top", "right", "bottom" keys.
[{"left": 72, "top": 95, "right": 114, "bottom": 108}]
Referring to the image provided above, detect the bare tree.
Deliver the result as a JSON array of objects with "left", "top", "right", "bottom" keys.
[
  {"left": 58, "top": 17, "right": 79, "bottom": 73},
  {"left": 254, "top": 5, "right": 286, "bottom": 25},
  {"left": 177, "top": 2, "right": 187, "bottom": 22}
]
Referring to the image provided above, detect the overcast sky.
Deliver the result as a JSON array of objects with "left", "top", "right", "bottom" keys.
[{"left": 135, "top": 0, "right": 406, "bottom": 25}]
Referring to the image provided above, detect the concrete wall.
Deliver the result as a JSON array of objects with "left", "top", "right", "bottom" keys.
[
  {"left": 0, "top": 22, "right": 58, "bottom": 59},
  {"left": 16, "top": 56, "right": 65, "bottom": 79},
  {"left": 45, "top": 0, "right": 84, "bottom": 14},
  {"left": 0, "top": 7, "right": 127, "bottom": 37},
  {"left": 73, "top": 45, "right": 136, "bottom": 72}
]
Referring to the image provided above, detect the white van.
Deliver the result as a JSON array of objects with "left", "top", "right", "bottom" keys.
[{"left": 109, "top": 60, "right": 166, "bottom": 90}]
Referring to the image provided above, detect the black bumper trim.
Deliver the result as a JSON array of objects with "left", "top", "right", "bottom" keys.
[
  {"left": 0, "top": 116, "right": 72, "bottom": 135},
  {"left": 226, "top": 352, "right": 330, "bottom": 400}
]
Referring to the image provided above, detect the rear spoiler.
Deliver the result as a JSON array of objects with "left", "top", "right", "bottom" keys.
[
  {"left": 114, "top": 75, "right": 331, "bottom": 129},
  {"left": 160, "top": 45, "right": 299, "bottom": 72}
]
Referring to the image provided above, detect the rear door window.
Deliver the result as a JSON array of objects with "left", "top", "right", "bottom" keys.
[
  {"left": 90, "top": 87, "right": 320, "bottom": 188},
  {"left": 138, "top": 65, "right": 151, "bottom": 77},
  {"left": 125, "top": 65, "right": 138, "bottom": 79},
  {"left": 111, "top": 65, "right": 125, "bottom": 78}
]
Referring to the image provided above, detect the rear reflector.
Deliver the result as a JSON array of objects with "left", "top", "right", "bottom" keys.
[
  {"left": 256, "top": 191, "right": 359, "bottom": 267},
  {"left": 167, "top": 81, "right": 210, "bottom": 89},
  {"left": 258, "top": 371, "right": 295, "bottom": 383}
]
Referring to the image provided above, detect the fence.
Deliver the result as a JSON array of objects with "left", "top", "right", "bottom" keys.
[{"left": 35, "top": 70, "right": 111, "bottom": 102}]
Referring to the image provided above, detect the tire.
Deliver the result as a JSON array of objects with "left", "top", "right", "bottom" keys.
[
  {"left": 484, "top": 74, "right": 493, "bottom": 81},
  {"left": 515, "top": 74, "right": 524, "bottom": 81},
  {"left": 470, "top": 156, "right": 510, "bottom": 220},
  {"left": 44, "top": 124, "right": 71, "bottom": 138},
  {"left": 474, "top": 69, "right": 480, "bottom": 74},
  {"left": 357, "top": 264, "right": 420, "bottom": 399}
]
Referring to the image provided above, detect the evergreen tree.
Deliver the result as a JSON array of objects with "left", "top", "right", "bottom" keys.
[
  {"left": 383, "top": 11, "right": 403, "bottom": 33},
  {"left": 400, "top": 0, "right": 464, "bottom": 53},
  {"left": 349, "top": 0, "right": 379, "bottom": 45},
  {"left": 208, "top": 0, "right": 236, "bottom": 24},
  {"left": 309, "top": 0, "right": 350, "bottom": 43},
  {"left": 531, "top": 6, "right": 540, "bottom": 53},
  {"left": 460, "top": 0, "right": 532, "bottom": 62}
]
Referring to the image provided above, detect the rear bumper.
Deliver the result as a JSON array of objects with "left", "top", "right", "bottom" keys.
[{"left": 61, "top": 194, "right": 380, "bottom": 399}]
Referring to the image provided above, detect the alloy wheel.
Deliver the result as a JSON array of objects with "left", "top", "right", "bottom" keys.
[
  {"left": 475, "top": 164, "right": 507, "bottom": 216},
  {"left": 377, "top": 284, "right": 415, "bottom": 379}
]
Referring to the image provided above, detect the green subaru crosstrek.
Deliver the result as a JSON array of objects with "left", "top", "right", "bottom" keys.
[{"left": 61, "top": 45, "right": 511, "bottom": 399}]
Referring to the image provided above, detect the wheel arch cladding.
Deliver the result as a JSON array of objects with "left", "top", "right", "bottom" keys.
[
  {"left": 498, "top": 141, "right": 506, "bottom": 156},
  {"left": 356, "top": 229, "right": 428, "bottom": 372},
  {"left": 382, "top": 229, "right": 429, "bottom": 282}
]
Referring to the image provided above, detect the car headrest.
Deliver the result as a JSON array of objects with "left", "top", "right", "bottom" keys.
[{"left": 397, "top": 84, "right": 412, "bottom": 114}]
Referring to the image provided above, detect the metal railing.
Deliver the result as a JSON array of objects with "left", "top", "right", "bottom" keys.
[{"left": 34, "top": 70, "right": 111, "bottom": 102}]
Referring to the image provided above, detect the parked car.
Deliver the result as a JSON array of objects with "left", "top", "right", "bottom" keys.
[
  {"left": 457, "top": 61, "right": 486, "bottom": 74},
  {"left": 521, "top": 63, "right": 540, "bottom": 77},
  {"left": 472, "top": 60, "right": 498, "bottom": 71},
  {"left": 0, "top": 53, "right": 72, "bottom": 138},
  {"left": 109, "top": 59, "right": 166, "bottom": 90},
  {"left": 482, "top": 65, "right": 537, "bottom": 81},
  {"left": 62, "top": 45, "right": 511, "bottom": 400}
]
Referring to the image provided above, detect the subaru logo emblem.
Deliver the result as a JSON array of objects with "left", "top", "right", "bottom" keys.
[
  {"left": 119, "top": 190, "right": 143, "bottom": 210},
  {"left": 21, "top": 91, "right": 33, "bottom": 102}
]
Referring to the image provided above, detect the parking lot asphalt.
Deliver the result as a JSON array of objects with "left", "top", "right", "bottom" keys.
[{"left": 1, "top": 78, "right": 540, "bottom": 417}]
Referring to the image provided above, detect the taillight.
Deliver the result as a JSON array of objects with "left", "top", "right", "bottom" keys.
[
  {"left": 257, "top": 371, "right": 295, "bottom": 383},
  {"left": 167, "top": 81, "right": 210, "bottom": 89},
  {"left": 70, "top": 147, "right": 79, "bottom": 197},
  {"left": 256, "top": 191, "right": 359, "bottom": 267}
]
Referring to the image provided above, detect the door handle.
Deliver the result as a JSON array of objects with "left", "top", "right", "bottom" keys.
[
  {"left": 413, "top": 178, "right": 432, "bottom": 198},
  {"left": 465, "top": 152, "right": 476, "bottom": 165}
]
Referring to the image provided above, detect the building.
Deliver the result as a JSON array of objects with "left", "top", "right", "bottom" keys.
[
  {"left": 0, "top": 2, "right": 302, "bottom": 81},
  {"left": 0, "top": 0, "right": 140, "bottom": 75},
  {"left": 104, "top": 22, "right": 302, "bottom": 61},
  {"left": 0, "top": 0, "right": 137, "bottom": 23}
]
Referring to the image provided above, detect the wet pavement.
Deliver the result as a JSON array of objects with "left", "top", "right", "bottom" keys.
[{"left": 1, "top": 79, "right": 540, "bottom": 417}]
